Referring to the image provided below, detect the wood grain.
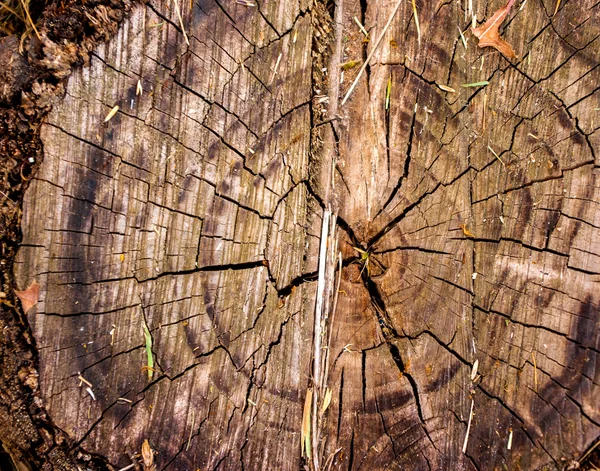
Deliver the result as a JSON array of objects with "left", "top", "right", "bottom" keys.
[{"left": 14, "top": 0, "right": 599, "bottom": 469}]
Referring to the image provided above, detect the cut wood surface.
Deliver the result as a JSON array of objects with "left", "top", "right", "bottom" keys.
[{"left": 13, "top": 0, "right": 599, "bottom": 469}]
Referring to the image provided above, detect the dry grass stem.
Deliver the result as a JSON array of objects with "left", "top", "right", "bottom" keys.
[
  {"left": 487, "top": 145, "right": 505, "bottom": 166},
  {"left": 462, "top": 399, "right": 474, "bottom": 453},
  {"left": 173, "top": 0, "right": 190, "bottom": 46},
  {"left": 411, "top": 0, "right": 421, "bottom": 45},
  {"left": 270, "top": 52, "right": 282, "bottom": 84},
  {"left": 553, "top": 0, "right": 561, "bottom": 16},
  {"left": 458, "top": 26, "right": 468, "bottom": 49},
  {"left": 18, "top": 0, "right": 40, "bottom": 40},
  {"left": 353, "top": 15, "right": 368, "bottom": 37}
]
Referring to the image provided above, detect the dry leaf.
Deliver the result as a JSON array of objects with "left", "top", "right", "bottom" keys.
[
  {"left": 141, "top": 439, "right": 156, "bottom": 471},
  {"left": 471, "top": 0, "right": 517, "bottom": 59},
  {"left": 15, "top": 281, "right": 40, "bottom": 314},
  {"left": 301, "top": 388, "right": 312, "bottom": 458},
  {"left": 321, "top": 388, "right": 332, "bottom": 415}
]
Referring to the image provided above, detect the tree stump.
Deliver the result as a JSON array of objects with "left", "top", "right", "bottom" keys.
[{"left": 13, "top": 0, "right": 599, "bottom": 469}]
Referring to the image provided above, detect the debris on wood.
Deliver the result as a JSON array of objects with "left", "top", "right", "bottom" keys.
[
  {"left": 461, "top": 81, "right": 489, "bottom": 88},
  {"left": 340, "top": 60, "right": 360, "bottom": 70},
  {"left": 235, "top": 0, "right": 255, "bottom": 5},
  {"left": 136, "top": 79, "right": 143, "bottom": 96},
  {"left": 186, "top": 410, "right": 195, "bottom": 451},
  {"left": 142, "top": 321, "right": 154, "bottom": 380},
  {"left": 104, "top": 105, "right": 119, "bottom": 123},
  {"left": 553, "top": 0, "right": 561, "bottom": 16},
  {"left": 270, "top": 52, "right": 282, "bottom": 84},
  {"left": 532, "top": 351, "right": 538, "bottom": 391},
  {"left": 462, "top": 399, "right": 474, "bottom": 453},
  {"left": 141, "top": 439, "right": 156, "bottom": 471},
  {"left": 459, "top": 224, "right": 476, "bottom": 238},
  {"left": 354, "top": 16, "right": 368, "bottom": 37},
  {"left": 487, "top": 145, "right": 505, "bottom": 166},
  {"left": 173, "top": 0, "right": 190, "bottom": 46},
  {"left": 470, "top": 359, "right": 479, "bottom": 381},
  {"left": 85, "top": 387, "right": 96, "bottom": 401},
  {"left": 458, "top": 26, "right": 468, "bottom": 49},
  {"left": 471, "top": 0, "right": 517, "bottom": 59},
  {"left": 301, "top": 388, "right": 312, "bottom": 457},
  {"left": 321, "top": 388, "right": 332, "bottom": 415},
  {"left": 385, "top": 75, "right": 392, "bottom": 110},
  {"left": 438, "top": 84, "right": 456, "bottom": 93},
  {"left": 507, "top": 429, "right": 513, "bottom": 449},
  {"left": 411, "top": 0, "right": 421, "bottom": 45},
  {"left": 78, "top": 374, "right": 93, "bottom": 388},
  {"left": 15, "top": 280, "right": 40, "bottom": 314}
]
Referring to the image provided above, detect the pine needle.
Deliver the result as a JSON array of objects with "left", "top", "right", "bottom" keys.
[{"left": 553, "top": 0, "right": 561, "bottom": 16}]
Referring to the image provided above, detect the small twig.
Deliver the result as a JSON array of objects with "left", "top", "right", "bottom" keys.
[
  {"left": 117, "top": 464, "right": 136, "bottom": 471},
  {"left": 341, "top": 0, "right": 403, "bottom": 106}
]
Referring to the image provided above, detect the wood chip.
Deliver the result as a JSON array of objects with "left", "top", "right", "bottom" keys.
[
  {"left": 471, "top": 359, "right": 479, "bottom": 381},
  {"left": 438, "top": 84, "right": 456, "bottom": 93}
]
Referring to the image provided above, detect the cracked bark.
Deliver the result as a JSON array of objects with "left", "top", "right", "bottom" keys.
[{"left": 10, "top": 0, "right": 600, "bottom": 470}]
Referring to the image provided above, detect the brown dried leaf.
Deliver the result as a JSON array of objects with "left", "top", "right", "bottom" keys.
[
  {"left": 15, "top": 281, "right": 40, "bottom": 314},
  {"left": 471, "top": 0, "right": 517, "bottom": 59},
  {"left": 141, "top": 439, "right": 155, "bottom": 471}
]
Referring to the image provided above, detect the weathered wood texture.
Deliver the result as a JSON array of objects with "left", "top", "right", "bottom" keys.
[{"left": 14, "top": 0, "right": 599, "bottom": 469}]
